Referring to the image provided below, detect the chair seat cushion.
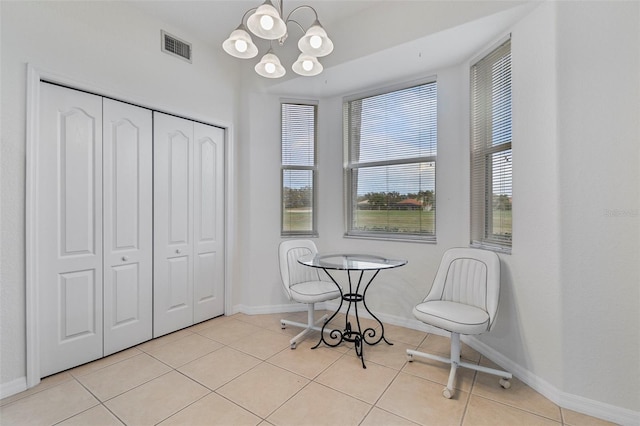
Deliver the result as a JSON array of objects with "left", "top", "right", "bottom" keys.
[
  {"left": 290, "top": 281, "right": 341, "bottom": 304},
  {"left": 413, "top": 300, "right": 489, "bottom": 335}
]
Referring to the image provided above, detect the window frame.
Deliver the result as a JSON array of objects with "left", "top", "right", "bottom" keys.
[
  {"left": 281, "top": 100, "right": 319, "bottom": 237},
  {"left": 343, "top": 77, "right": 438, "bottom": 242},
  {"left": 470, "top": 37, "right": 512, "bottom": 253}
]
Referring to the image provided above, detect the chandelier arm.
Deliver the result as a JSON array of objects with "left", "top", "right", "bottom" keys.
[
  {"left": 271, "top": 0, "right": 284, "bottom": 18},
  {"left": 240, "top": 7, "right": 258, "bottom": 24},
  {"left": 284, "top": 5, "right": 319, "bottom": 25},
  {"left": 285, "top": 19, "right": 305, "bottom": 35}
]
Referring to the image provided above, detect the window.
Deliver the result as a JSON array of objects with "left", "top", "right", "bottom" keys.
[
  {"left": 281, "top": 101, "right": 317, "bottom": 236},
  {"left": 344, "top": 80, "right": 437, "bottom": 241},
  {"left": 470, "top": 38, "right": 512, "bottom": 251}
]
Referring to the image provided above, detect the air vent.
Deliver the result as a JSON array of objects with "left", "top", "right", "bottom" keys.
[{"left": 161, "top": 30, "right": 192, "bottom": 63}]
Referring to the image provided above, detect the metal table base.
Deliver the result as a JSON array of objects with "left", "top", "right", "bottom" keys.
[{"left": 312, "top": 268, "right": 393, "bottom": 368}]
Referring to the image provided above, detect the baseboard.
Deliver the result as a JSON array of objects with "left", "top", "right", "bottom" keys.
[
  {"left": 232, "top": 303, "right": 314, "bottom": 316},
  {"left": 0, "top": 376, "right": 27, "bottom": 400},
  {"left": 463, "top": 335, "right": 639, "bottom": 426},
  {"left": 557, "top": 391, "right": 639, "bottom": 426}
]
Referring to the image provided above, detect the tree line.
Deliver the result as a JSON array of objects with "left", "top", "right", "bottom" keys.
[
  {"left": 284, "top": 186, "right": 312, "bottom": 208},
  {"left": 357, "top": 190, "right": 435, "bottom": 209},
  {"left": 284, "top": 188, "right": 511, "bottom": 211}
]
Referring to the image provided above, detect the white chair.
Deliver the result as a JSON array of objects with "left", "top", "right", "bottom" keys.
[
  {"left": 407, "top": 247, "right": 512, "bottom": 399},
  {"left": 279, "top": 239, "right": 341, "bottom": 349}
]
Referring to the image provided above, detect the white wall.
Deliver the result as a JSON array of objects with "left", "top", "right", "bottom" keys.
[
  {"left": 238, "top": 1, "right": 639, "bottom": 423},
  {"left": 0, "top": 0, "right": 239, "bottom": 390},
  {"left": 555, "top": 0, "right": 640, "bottom": 412},
  {"left": 483, "top": 0, "right": 564, "bottom": 388}
]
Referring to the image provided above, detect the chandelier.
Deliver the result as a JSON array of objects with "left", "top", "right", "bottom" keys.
[{"left": 222, "top": 0, "right": 334, "bottom": 78}]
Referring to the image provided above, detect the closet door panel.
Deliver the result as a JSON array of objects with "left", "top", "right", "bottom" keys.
[
  {"left": 154, "top": 112, "right": 194, "bottom": 337},
  {"left": 169, "top": 134, "right": 191, "bottom": 244},
  {"left": 111, "top": 264, "right": 140, "bottom": 321},
  {"left": 38, "top": 83, "right": 104, "bottom": 376},
  {"left": 194, "top": 252, "right": 217, "bottom": 317},
  {"left": 60, "top": 109, "right": 97, "bottom": 255},
  {"left": 103, "top": 99, "right": 153, "bottom": 355},
  {"left": 193, "top": 123, "right": 225, "bottom": 322},
  {"left": 168, "top": 256, "right": 190, "bottom": 307},
  {"left": 59, "top": 270, "right": 97, "bottom": 337}
]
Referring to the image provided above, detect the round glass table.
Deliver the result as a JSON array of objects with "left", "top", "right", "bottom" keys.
[{"left": 298, "top": 253, "right": 407, "bottom": 368}]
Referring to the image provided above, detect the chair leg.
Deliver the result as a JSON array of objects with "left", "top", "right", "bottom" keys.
[
  {"left": 280, "top": 303, "right": 332, "bottom": 349},
  {"left": 407, "top": 332, "right": 513, "bottom": 399},
  {"left": 441, "top": 332, "right": 462, "bottom": 398}
]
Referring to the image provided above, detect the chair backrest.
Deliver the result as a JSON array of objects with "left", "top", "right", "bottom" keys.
[
  {"left": 278, "top": 239, "right": 323, "bottom": 301},
  {"left": 424, "top": 248, "right": 501, "bottom": 330}
]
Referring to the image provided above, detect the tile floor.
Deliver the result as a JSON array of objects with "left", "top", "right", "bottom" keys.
[{"left": 1, "top": 312, "right": 615, "bottom": 426}]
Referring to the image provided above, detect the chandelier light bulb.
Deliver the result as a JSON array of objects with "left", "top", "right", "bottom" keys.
[
  {"left": 246, "top": 0, "right": 287, "bottom": 40},
  {"left": 235, "top": 39, "right": 248, "bottom": 53},
  {"left": 309, "top": 35, "right": 322, "bottom": 49},
  {"left": 292, "top": 53, "right": 322, "bottom": 76},
  {"left": 222, "top": 25, "right": 258, "bottom": 59},
  {"left": 298, "top": 21, "right": 333, "bottom": 57},
  {"left": 302, "top": 60, "right": 313, "bottom": 71},
  {"left": 260, "top": 15, "right": 274, "bottom": 30},
  {"left": 255, "top": 51, "right": 285, "bottom": 78}
]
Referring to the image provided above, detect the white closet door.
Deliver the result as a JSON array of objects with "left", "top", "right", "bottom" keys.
[
  {"left": 38, "top": 83, "right": 104, "bottom": 376},
  {"left": 193, "top": 123, "right": 225, "bottom": 322},
  {"left": 103, "top": 99, "right": 153, "bottom": 355},
  {"left": 153, "top": 112, "right": 194, "bottom": 337}
]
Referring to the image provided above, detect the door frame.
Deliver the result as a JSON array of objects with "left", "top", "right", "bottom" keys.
[{"left": 25, "top": 64, "right": 236, "bottom": 388}]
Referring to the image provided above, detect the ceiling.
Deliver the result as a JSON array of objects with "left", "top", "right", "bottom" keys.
[
  {"left": 130, "top": 0, "right": 537, "bottom": 94},
  {"left": 130, "top": 0, "right": 374, "bottom": 54}
]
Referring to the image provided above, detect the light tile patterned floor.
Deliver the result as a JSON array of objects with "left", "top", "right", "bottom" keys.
[{"left": 0, "top": 312, "right": 616, "bottom": 426}]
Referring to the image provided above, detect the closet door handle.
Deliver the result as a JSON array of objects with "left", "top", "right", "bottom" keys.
[
  {"left": 121, "top": 256, "right": 129, "bottom": 262},
  {"left": 175, "top": 249, "right": 182, "bottom": 254}
]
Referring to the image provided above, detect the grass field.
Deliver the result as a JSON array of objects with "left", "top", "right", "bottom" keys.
[
  {"left": 491, "top": 210, "right": 513, "bottom": 237},
  {"left": 283, "top": 208, "right": 512, "bottom": 236},
  {"left": 282, "top": 209, "right": 313, "bottom": 232},
  {"left": 352, "top": 210, "right": 435, "bottom": 233}
]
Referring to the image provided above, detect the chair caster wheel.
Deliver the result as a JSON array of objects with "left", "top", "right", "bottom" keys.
[
  {"left": 407, "top": 354, "right": 413, "bottom": 362},
  {"left": 499, "top": 378, "right": 511, "bottom": 389},
  {"left": 442, "top": 387, "right": 453, "bottom": 399},
  {"left": 290, "top": 342, "right": 297, "bottom": 350},
  {"left": 281, "top": 322, "right": 286, "bottom": 330}
]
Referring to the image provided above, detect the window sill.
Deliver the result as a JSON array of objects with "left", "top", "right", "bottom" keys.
[
  {"left": 344, "top": 233, "right": 436, "bottom": 244},
  {"left": 470, "top": 242, "right": 511, "bottom": 255},
  {"left": 281, "top": 232, "right": 319, "bottom": 238}
]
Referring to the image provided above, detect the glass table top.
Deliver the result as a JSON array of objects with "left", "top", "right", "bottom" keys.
[{"left": 298, "top": 253, "right": 407, "bottom": 270}]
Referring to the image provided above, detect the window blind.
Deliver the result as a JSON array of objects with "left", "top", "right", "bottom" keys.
[
  {"left": 282, "top": 102, "right": 317, "bottom": 236},
  {"left": 282, "top": 103, "right": 315, "bottom": 167},
  {"left": 470, "top": 39, "right": 512, "bottom": 250},
  {"left": 345, "top": 81, "right": 437, "bottom": 239}
]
